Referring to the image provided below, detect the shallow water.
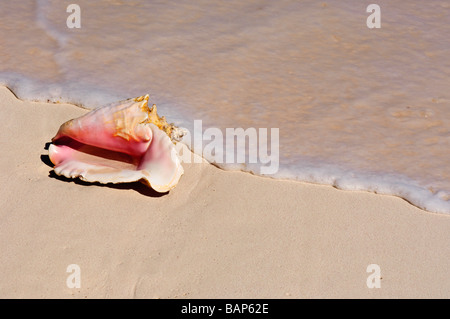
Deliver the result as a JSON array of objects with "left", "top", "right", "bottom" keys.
[{"left": 1, "top": 0, "right": 449, "bottom": 213}]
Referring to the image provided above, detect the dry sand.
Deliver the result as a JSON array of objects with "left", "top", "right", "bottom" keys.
[{"left": 0, "top": 85, "right": 449, "bottom": 298}]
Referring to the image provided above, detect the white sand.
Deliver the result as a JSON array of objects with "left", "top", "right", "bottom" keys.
[{"left": 0, "top": 86, "right": 449, "bottom": 298}]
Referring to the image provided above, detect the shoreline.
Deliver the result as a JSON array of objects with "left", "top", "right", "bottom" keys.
[
  {"left": 5, "top": 85, "right": 449, "bottom": 216},
  {"left": 0, "top": 85, "right": 449, "bottom": 298}
]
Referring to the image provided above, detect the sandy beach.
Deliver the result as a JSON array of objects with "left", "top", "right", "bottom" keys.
[{"left": 0, "top": 85, "right": 449, "bottom": 298}]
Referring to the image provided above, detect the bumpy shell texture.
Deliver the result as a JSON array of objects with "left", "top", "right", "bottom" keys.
[{"left": 48, "top": 95, "right": 184, "bottom": 192}]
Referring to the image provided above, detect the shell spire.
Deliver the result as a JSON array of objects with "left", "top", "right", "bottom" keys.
[{"left": 135, "top": 94, "right": 185, "bottom": 142}]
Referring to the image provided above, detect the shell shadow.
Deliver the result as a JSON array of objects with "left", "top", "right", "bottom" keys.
[{"left": 41, "top": 143, "right": 168, "bottom": 198}]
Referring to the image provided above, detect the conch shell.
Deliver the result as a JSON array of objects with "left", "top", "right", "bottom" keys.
[{"left": 48, "top": 95, "right": 184, "bottom": 193}]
